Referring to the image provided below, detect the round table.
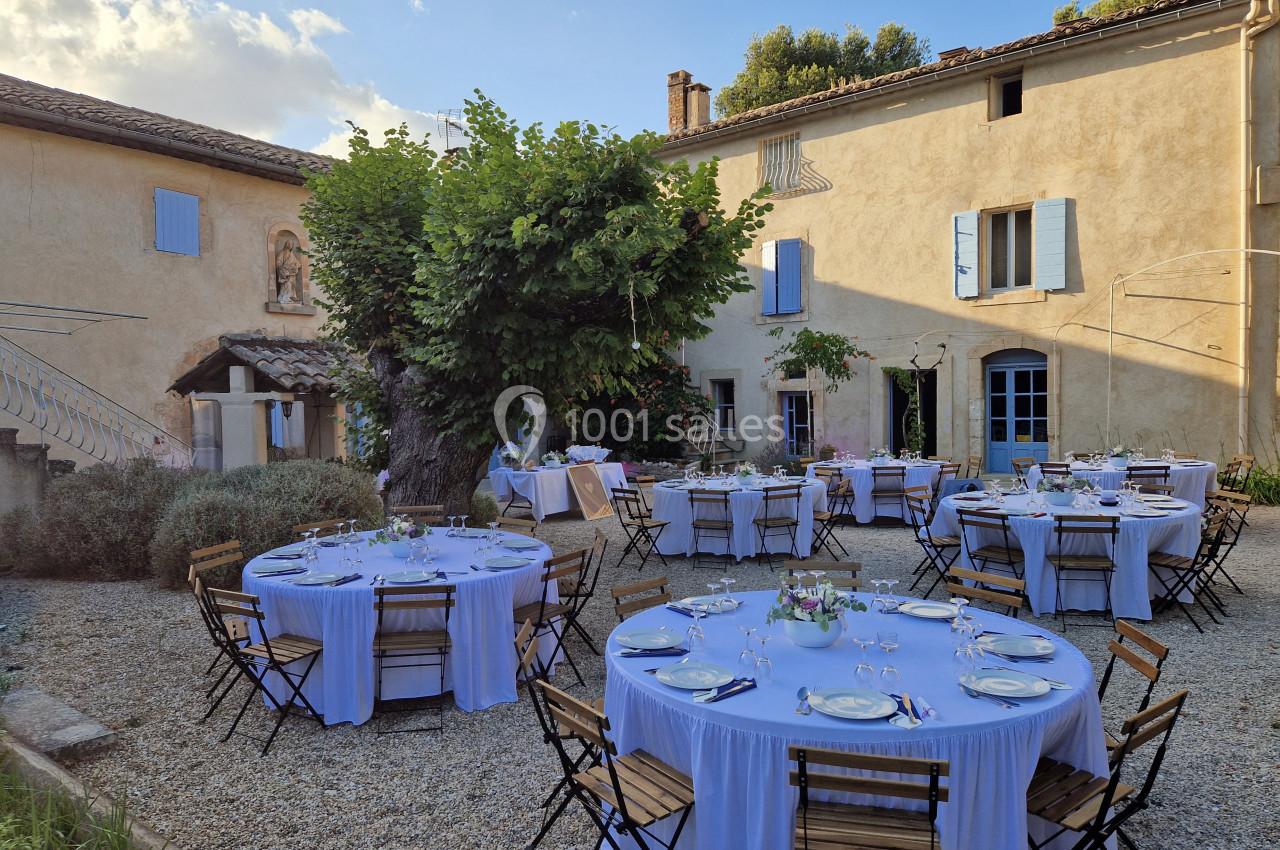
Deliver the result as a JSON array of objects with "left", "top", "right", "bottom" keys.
[
  {"left": 489, "top": 462, "right": 627, "bottom": 521},
  {"left": 241, "top": 529, "right": 553, "bottom": 725},
  {"left": 604, "top": 590, "right": 1106, "bottom": 850},
  {"left": 806, "top": 460, "right": 943, "bottom": 523},
  {"left": 930, "top": 492, "right": 1202, "bottom": 620},
  {"left": 1024, "top": 460, "right": 1217, "bottom": 508},
  {"left": 650, "top": 477, "right": 827, "bottom": 561}
]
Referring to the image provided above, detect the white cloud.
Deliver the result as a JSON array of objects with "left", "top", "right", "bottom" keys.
[
  {"left": 409, "top": 0, "right": 425, "bottom": 12},
  {"left": 0, "top": 0, "right": 447, "bottom": 157}
]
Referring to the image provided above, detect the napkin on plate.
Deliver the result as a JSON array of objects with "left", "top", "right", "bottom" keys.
[
  {"left": 328, "top": 573, "right": 363, "bottom": 587},
  {"left": 618, "top": 647, "right": 689, "bottom": 658},
  {"left": 265, "top": 553, "right": 305, "bottom": 560},
  {"left": 693, "top": 678, "right": 757, "bottom": 703}
]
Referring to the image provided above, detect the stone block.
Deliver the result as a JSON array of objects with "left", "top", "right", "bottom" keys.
[{"left": 0, "top": 688, "right": 116, "bottom": 762}]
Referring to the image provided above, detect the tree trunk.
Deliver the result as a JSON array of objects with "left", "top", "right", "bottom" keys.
[{"left": 373, "top": 350, "right": 492, "bottom": 516}]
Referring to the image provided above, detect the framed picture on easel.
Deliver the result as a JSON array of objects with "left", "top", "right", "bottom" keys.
[{"left": 565, "top": 463, "right": 613, "bottom": 521}]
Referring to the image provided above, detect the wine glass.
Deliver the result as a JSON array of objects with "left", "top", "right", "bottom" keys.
[
  {"left": 882, "top": 579, "right": 899, "bottom": 611},
  {"left": 854, "top": 660, "right": 875, "bottom": 688},
  {"left": 879, "top": 665, "right": 900, "bottom": 691},
  {"left": 721, "top": 577, "right": 737, "bottom": 607},
  {"left": 487, "top": 520, "right": 500, "bottom": 543},
  {"left": 870, "top": 579, "right": 888, "bottom": 611},
  {"left": 446, "top": 516, "right": 457, "bottom": 537},
  {"left": 303, "top": 530, "right": 319, "bottom": 570},
  {"left": 736, "top": 642, "right": 757, "bottom": 681},
  {"left": 705, "top": 582, "right": 724, "bottom": 614},
  {"left": 754, "top": 633, "right": 773, "bottom": 684},
  {"left": 459, "top": 514, "right": 470, "bottom": 532},
  {"left": 346, "top": 518, "right": 359, "bottom": 543},
  {"left": 686, "top": 606, "right": 707, "bottom": 651}
]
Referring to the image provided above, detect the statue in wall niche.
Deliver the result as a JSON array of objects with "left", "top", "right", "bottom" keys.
[{"left": 275, "top": 237, "right": 303, "bottom": 304}]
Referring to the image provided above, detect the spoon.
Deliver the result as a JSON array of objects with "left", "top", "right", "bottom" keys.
[{"left": 795, "top": 686, "right": 812, "bottom": 715}]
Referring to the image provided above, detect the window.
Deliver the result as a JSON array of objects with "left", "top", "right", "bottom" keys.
[
  {"left": 758, "top": 132, "right": 801, "bottom": 193},
  {"left": 710, "top": 380, "right": 735, "bottom": 432},
  {"left": 762, "top": 238, "right": 803, "bottom": 316},
  {"left": 986, "top": 208, "right": 1032, "bottom": 290},
  {"left": 154, "top": 188, "right": 200, "bottom": 256},
  {"left": 781, "top": 392, "right": 812, "bottom": 458},
  {"left": 992, "top": 71, "right": 1023, "bottom": 119}
]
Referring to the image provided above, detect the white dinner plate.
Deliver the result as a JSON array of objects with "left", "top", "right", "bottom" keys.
[
  {"left": 961, "top": 669, "right": 1051, "bottom": 699},
  {"left": 999, "top": 506, "right": 1033, "bottom": 516},
  {"left": 385, "top": 570, "right": 438, "bottom": 584},
  {"left": 290, "top": 572, "right": 340, "bottom": 586},
  {"left": 897, "top": 600, "right": 959, "bottom": 620},
  {"left": 252, "top": 562, "right": 306, "bottom": 576},
  {"left": 455, "top": 528, "right": 491, "bottom": 538},
  {"left": 1137, "top": 494, "right": 1176, "bottom": 503},
  {"left": 808, "top": 688, "right": 898, "bottom": 720},
  {"left": 1121, "top": 509, "right": 1164, "bottom": 518},
  {"left": 616, "top": 628, "right": 684, "bottom": 650},
  {"left": 977, "top": 633, "right": 1056, "bottom": 658},
  {"left": 1179, "top": 461, "right": 1208, "bottom": 466},
  {"left": 485, "top": 556, "right": 533, "bottom": 570},
  {"left": 655, "top": 661, "right": 733, "bottom": 690},
  {"left": 681, "top": 595, "right": 741, "bottom": 612},
  {"left": 502, "top": 538, "right": 541, "bottom": 550}
]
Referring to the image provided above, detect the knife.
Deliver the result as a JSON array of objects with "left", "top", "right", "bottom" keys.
[{"left": 902, "top": 692, "right": 920, "bottom": 723}]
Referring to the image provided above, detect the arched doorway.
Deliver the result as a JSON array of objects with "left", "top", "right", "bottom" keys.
[{"left": 984, "top": 349, "right": 1048, "bottom": 474}]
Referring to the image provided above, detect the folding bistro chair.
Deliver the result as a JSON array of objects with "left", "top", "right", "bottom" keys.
[
  {"left": 515, "top": 549, "right": 591, "bottom": 688},
  {"left": 956, "top": 508, "right": 1025, "bottom": 580},
  {"left": 1011, "top": 456, "right": 1037, "bottom": 486},
  {"left": 810, "top": 478, "right": 851, "bottom": 559},
  {"left": 753, "top": 483, "right": 802, "bottom": 569},
  {"left": 291, "top": 518, "right": 345, "bottom": 539},
  {"left": 611, "top": 577, "right": 672, "bottom": 621},
  {"left": 789, "top": 747, "right": 948, "bottom": 850},
  {"left": 1173, "top": 450, "right": 1198, "bottom": 460},
  {"left": 612, "top": 487, "right": 669, "bottom": 571},
  {"left": 870, "top": 466, "right": 907, "bottom": 524},
  {"left": 1027, "top": 690, "right": 1190, "bottom": 850},
  {"left": 906, "top": 491, "right": 960, "bottom": 599},
  {"left": 966, "top": 454, "right": 983, "bottom": 478},
  {"left": 187, "top": 541, "right": 246, "bottom": 685},
  {"left": 1229, "top": 453, "right": 1255, "bottom": 493},
  {"left": 783, "top": 560, "right": 861, "bottom": 590},
  {"left": 1038, "top": 461, "right": 1071, "bottom": 477},
  {"left": 1125, "top": 465, "right": 1170, "bottom": 490},
  {"left": 927, "top": 455, "right": 952, "bottom": 462},
  {"left": 633, "top": 475, "right": 657, "bottom": 516},
  {"left": 935, "top": 462, "right": 961, "bottom": 494},
  {"left": 373, "top": 583, "right": 455, "bottom": 733},
  {"left": 497, "top": 515, "right": 540, "bottom": 536},
  {"left": 1204, "top": 491, "right": 1249, "bottom": 594},
  {"left": 534, "top": 680, "right": 694, "bottom": 850},
  {"left": 557, "top": 528, "right": 608, "bottom": 656},
  {"left": 1047, "top": 514, "right": 1119, "bottom": 629},
  {"left": 688, "top": 488, "right": 733, "bottom": 570},
  {"left": 1096, "top": 619, "right": 1169, "bottom": 756},
  {"left": 201, "top": 586, "right": 324, "bottom": 755},
  {"left": 389, "top": 504, "right": 445, "bottom": 526},
  {"left": 904, "top": 484, "right": 933, "bottom": 523},
  {"left": 1147, "top": 510, "right": 1228, "bottom": 632},
  {"left": 945, "top": 565, "right": 1025, "bottom": 618}
]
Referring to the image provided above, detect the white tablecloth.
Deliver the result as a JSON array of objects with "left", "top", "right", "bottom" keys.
[
  {"left": 650, "top": 478, "right": 827, "bottom": 560},
  {"left": 930, "top": 493, "right": 1202, "bottom": 620},
  {"left": 604, "top": 590, "right": 1106, "bottom": 850},
  {"left": 806, "top": 461, "right": 942, "bottom": 523},
  {"left": 489, "top": 462, "right": 627, "bottom": 521},
  {"left": 1025, "top": 460, "right": 1217, "bottom": 508},
  {"left": 241, "top": 530, "right": 553, "bottom": 725}
]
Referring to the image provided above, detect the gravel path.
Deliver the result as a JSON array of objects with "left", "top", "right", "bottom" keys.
[{"left": 1, "top": 507, "right": 1277, "bottom": 849}]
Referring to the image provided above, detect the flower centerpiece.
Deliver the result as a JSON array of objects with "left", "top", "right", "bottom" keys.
[
  {"left": 735, "top": 462, "right": 758, "bottom": 482},
  {"left": 1109, "top": 445, "right": 1134, "bottom": 469},
  {"left": 542, "top": 450, "right": 568, "bottom": 469},
  {"left": 372, "top": 515, "right": 425, "bottom": 557},
  {"left": 767, "top": 581, "right": 866, "bottom": 648},
  {"left": 499, "top": 441, "right": 524, "bottom": 469},
  {"left": 1036, "top": 474, "right": 1086, "bottom": 506},
  {"left": 869, "top": 447, "right": 893, "bottom": 466}
]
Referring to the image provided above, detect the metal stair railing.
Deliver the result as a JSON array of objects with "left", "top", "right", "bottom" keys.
[{"left": 0, "top": 334, "right": 192, "bottom": 467}]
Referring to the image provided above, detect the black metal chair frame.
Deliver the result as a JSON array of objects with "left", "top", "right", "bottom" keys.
[
  {"left": 754, "top": 484, "right": 802, "bottom": 570},
  {"left": 1149, "top": 512, "right": 1228, "bottom": 632},
  {"left": 810, "top": 478, "right": 851, "bottom": 560},
  {"left": 1205, "top": 494, "right": 1249, "bottom": 595},
  {"left": 373, "top": 583, "right": 455, "bottom": 733},
  {"left": 870, "top": 466, "right": 908, "bottom": 524},
  {"left": 522, "top": 550, "right": 591, "bottom": 689},
  {"left": 956, "top": 508, "right": 1026, "bottom": 579},
  {"left": 1049, "top": 515, "right": 1119, "bottom": 631},
  {"left": 200, "top": 586, "right": 324, "bottom": 756},
  {"left": 688, "top": 488, "right": 733, "bottom": 571},
  {"left": 906, "top": 494, "right": 959, "bottom": 599},
  {"left": 1097, "top": 620, "right": 1168, "bottom": 753},
  {"left": 560, "top": 533, "right": 608, "bottom": 657},
  {"left": 612, "top": 487, "right": 669, "bottom": 571}
]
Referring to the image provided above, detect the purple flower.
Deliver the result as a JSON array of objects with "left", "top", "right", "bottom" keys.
[{"left": 800, "top": 597, "right": 820, "bottom": 611}]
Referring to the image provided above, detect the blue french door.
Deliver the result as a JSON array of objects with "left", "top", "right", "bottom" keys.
[
  {"left": 986, "top": 361, "right": 1048, "bottom": 473},
  {"left": 782, "top": 392, "right": 812, "bottom": 458}
]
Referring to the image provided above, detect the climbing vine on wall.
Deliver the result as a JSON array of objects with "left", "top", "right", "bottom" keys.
[{"left": 883, "top": 366, "right": 926, "bottom": 454}]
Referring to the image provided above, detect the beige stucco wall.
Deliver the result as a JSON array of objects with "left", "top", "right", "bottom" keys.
[
  {"left": 0, "top": 124, "right": 325, "bottom": 463},
  {"left": 666, "top": 8, "right": 1280, "bottom": 469}
]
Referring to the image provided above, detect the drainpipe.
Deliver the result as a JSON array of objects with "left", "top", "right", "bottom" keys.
[{"left": 1239, "top": 0, "right": 1278, "bottom": 453}]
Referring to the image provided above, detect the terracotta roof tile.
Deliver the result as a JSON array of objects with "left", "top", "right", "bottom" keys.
[
  {"left": 0, "top": 73, "right": 332, "bottom": 182},
  {"left": 169, "top": 334, "right": 349, "bottom": 395},
  {"left": 665, "top": 0, "right": 1238, "bottom": 146}
]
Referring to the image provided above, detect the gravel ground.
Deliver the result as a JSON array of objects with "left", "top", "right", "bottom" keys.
[{"left": 1, "top": 507, "right": 1277, "bottom": 850}]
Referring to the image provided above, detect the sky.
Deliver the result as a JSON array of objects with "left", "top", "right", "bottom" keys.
[{"left": 0, "top": 1, "right": 1065, "bottom": 157}]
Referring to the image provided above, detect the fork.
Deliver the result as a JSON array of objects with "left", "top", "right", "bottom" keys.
[{"left": 961, "top": 684, "right": 1016, "bottom": 709}]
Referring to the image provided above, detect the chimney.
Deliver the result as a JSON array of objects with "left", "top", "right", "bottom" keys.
[{"left": 667, "top": 70, "right": 711, "bottom": 132}]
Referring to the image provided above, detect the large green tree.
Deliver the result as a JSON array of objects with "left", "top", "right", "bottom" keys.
[
  {"left": 715, "top": 23, "right": 931, "bottom": 117},
  {"left": 1053, "top": 0, "right": 1146, "bottom": 24},
  {"left": 302, "top": 96, "right": 771, "bottom": 513}
]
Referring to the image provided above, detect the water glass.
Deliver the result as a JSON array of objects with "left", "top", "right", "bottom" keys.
[
  {"left": 855, "top": 661, "right": 875, "bottom": 688},
  {"left": 446, "top": 516, "right": 457, "bottom": 536},
  {"left": 706, "top": 583, "right": 724, "bottom": 614},
  {"left": 686, "top": 608, "right": 706, "bottom": 651},
  {"left": 754, "top": 634, "right": 773, "bottom": 684},
  {"left": 721, "top": 577, "right": 737, "bottom": 606},
  {"left": 736, "top": 646, "right": 757, "bottom": 681},
  {"left": 882, "top": 579, "right": 899, "bottom": 611},
  {"left": 877, "top": 630, "right": 899, "bottom": 654},
  {"left": 879, "top": 665, "right": 900, "bottom": 691}
]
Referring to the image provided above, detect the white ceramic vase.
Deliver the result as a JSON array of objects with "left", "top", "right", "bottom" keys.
[
  {"left": 387, "top": 540, "right": 411, "bottom": 558},
  {"left": 783, "top": 618, "right": 843, "bottom": 648},
  {"left": 1043, "top": 490, "right": 1075, "bottom": 507}
]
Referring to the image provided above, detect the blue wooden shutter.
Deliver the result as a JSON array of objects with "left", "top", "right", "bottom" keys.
[
  {"left": 953, "top": 211, "right": 979, "bottom": 298},
  {"left": 154, "top": 188, "right": 200, "bottom": 256},
  {"left": 761, "top": 240, "right": 778, "bottom": 315},
  {"left": 776, "top": 238, "right": 803, "bottom": 313},
  {"left": 1033, "top": 197, "right": 1067, "bottom": 291}
]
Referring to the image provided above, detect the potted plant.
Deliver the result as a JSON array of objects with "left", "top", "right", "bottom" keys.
[
  {"left": 1109, "top": 445, "right": 1134, "bottom": 469},
  {"left": 372, "top": 515, "right": 425, "bottom": 558},
  {"left": 542, "top": 450, "right": 568, "bottom": 469},
  {"left": 735, "top": 462, "right": 758, "bottom": 484},
  {"left": 499, "top": 441, "right": 524, "bottom": 469},
  {"left": 869, "top": 447, "right": 893, "bottom": 467},
  {"left": 767, "top": 581, "right": 866, "bottom": 648},
  {"left": 818, "top": 444, "right": 837, "bottom": 462},
  {"left": 1036, "top": 475, "right": 1086, "bottom": 507}
]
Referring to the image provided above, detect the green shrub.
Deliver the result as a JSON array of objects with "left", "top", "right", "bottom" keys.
[
  {"left": 0, "top": 758, "right": 142, "bottom": 849},
  {"left": 469, "top": 491, "right": 498, "bottom": 526},
  {"left": 0, "top": 507, "right": 39, "bottom": 575},
  {"left": 1243, "top": 465, "right": 1280, "bottom": 505},
  {"left": 24, "top": 459, "right": 191, "bottom": 580},
  {"left": 148, "top": 460, "right": 383, "bottom": 587}
]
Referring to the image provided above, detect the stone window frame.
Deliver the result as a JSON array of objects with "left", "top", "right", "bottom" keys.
[
  {"left": 753, "top": 230, "right": 812, "bottom": 326},
  {"left": 265, "top": 222, "right": 316, "bottom": 316}
]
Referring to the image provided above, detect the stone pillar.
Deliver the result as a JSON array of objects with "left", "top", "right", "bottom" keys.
[
  {"left": 688, "top": 83, "right": 711, "bottom": 128},
  {"left": 0, "top": 428, "right": 49, "bottom": 514}
]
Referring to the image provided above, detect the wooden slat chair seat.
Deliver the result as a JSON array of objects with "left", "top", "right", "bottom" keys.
[
  {"left": 513, "top": 599, "right": 574, "bottom": 622},
  {"left": 784, "top": 560, "right": 862, "bottom": 590},
  {"left": 291, "top": 518, "right": 345, "bottom": 538},
  {"left": 965, "top": 455, "right": 983, "bottom": 478},
  {"left": 536, "top": 681, "right": 694, "bottom": 849},
  {"left": 1097, "top": 619, "right": 1169, "bottom": 755},
  {"left": 689, "top": 488, "right": 733, "bottom": 571},
  {"left": 373, "top": 584, "right": 455, "bottom": 732},
  {"left": 956, "top": 509, "right": 1024, "bottom": 577},
  {"left": 810, "top": 478, "right": 852, "bottom": 559},
  {"left": 240, "top": 635, "right": 324, "bottom": 663},
  {"left": 497, "top": 516, "right": 540, "bottom": 536},
  {"left": 389, "top": 504, "right": 445, "bottom": 526},
  {"left": 613, "top": 487, "right": 669, "bottom": 571},
  {"left": 1049, "top": 515, "right": 1119, "bottom": 628},
  {"left": 1026, "top": 691, "right": 1189, "bottom": 850},
  {"left": 611, "top": 576, "right": 672, "bottom": 621},
  {"left": 1147, "top": 510, "right": 1228, "bottom": 632},
  {"left": 1038, "top": 461, "right": 1072, "bottom": 477},
  {"left": 945, "top": 565, "right": 1025, "bottom": 618},
  {"left": 789, "top": 747, "right": 947, "bottom": 850}
]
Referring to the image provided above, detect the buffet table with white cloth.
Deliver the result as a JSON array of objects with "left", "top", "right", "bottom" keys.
[
  {"left": 649, "top": 477, "right": 827, "bottom": 560},
  {"left": 806, "top": 460, "right": 943, "bottom": 523},
  {"left": 489, "top": 462, "right": 627, "bottom": 521},
  {"left": 930, "top": 493, "right": 1202, "bottom": 620},
  {"left": 604, "top": 590, "right": 1107, "bottom": 850},
  {"left": 241, "top": 530, "right": 553, "bottom": 726},
  {"left": 1025, "top": 459, "right": 1218, "bottom": 508}
]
